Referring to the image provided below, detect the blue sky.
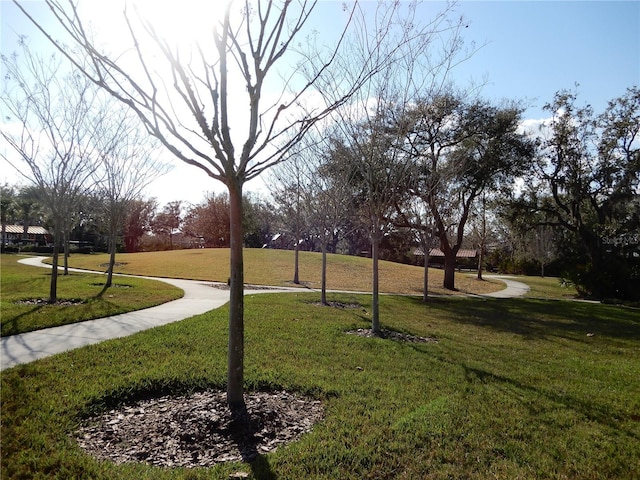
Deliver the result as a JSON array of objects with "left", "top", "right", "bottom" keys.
[
  {"left": 1, "top": 1, "right": 639, "bottom": 204},
  {"left": 450, "top": 1, "right": 639, "bottom": 118}
]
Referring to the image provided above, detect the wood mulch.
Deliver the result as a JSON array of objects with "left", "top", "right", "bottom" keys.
[
  {"left": 346, "top": 328, "right": 438, "bottom": 344},
  {"left": 75, "top": 390, "right": 324, "bottom": 469}
]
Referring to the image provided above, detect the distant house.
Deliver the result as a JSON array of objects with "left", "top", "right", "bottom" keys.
[
  {"left": 2, "top": 225, "right": 51, "bottom": 246},
  {"left": 414, "top": 247, "right": 479, "bottom": 269}
]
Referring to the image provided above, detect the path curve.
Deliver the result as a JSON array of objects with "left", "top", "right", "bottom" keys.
[
  {"left": 481, "top": 275, "right": 530, "bottom": 298},
  {"left": 1, "top": 257, "right": 307, "bottom": 370},
  {"left": 2, "top": 258, "right": 528, "bottom": 370}
]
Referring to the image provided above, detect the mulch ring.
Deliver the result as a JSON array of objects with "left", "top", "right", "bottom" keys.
[
  {"left": 14, "top": 298, "right": 85, "bottom": 306},
  {"left": 75, "top": 390, "right": 324, "bottom": 469},
  {"left": 310, "top": 301, "right": 364, "bottom": 309},
  {"left": 346, "top": 328, "right": 438, "bottom": 344}
]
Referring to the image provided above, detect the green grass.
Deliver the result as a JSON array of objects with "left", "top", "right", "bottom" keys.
[
  {"left": 62, "top": 248, "right": 503, "bottom": 296},
  {"left": 520, "top": 275, "right": 580, "bottom": 299},
  {"left": 2, "top": 292, "right": 639, "bottom": 479},
  {"left": 0, "top": 254, "right": 183, "bottom": 336}
]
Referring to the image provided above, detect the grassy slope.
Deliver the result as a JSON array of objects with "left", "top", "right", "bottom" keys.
[
  {"left": 1, "top": 293, "right": 638, "bottom": 479},
  {"left": 63, "top": 248, "right": 504, "bottom": 296},
  {"left": 0, "top": 254, "right": 183, "bottom": 336}
]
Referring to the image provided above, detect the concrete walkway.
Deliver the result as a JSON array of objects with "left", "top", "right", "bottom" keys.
[
  {"left": 481, "top": 275, "right": 530, "bottom": 298},
  {"left": 1, "top": 258, "right": 528, "bottom": 370},
  {"left": 1, "top": 257, "right": 308, "bottom": 370}
]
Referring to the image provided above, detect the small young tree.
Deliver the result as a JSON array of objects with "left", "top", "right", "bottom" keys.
[
  {"left": 1, "top": 43, "right": 102, "bottom": 302},
  {"left": 93, "top": 105, "right": 169, "bottom": 292},
  {"left": 308, "top": 136, "right": 356, "bottom": 305},
  {"left": 268, "top": 155, "right": 312, "bottom": 285}
]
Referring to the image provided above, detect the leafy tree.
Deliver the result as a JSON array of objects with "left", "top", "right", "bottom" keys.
[
  {"left": 183, "top": 193, "right": 231, "bottom": 248},
  {"left": 0, "top": 184, "right": 16, "bottom": 249},
  {"left": 400, "top": 93, "right": 535, "bottom": 290},
  {"left": 124, "top": 198, "right": 157, "bottom": 253},
  {"left": 242, "top": 193, "right": 276, "bottom": 249},
  {"left": 16, "top": 185, "right": 46, "bottom": 245},
  {"left": 152, "top": 201, "right": 183, "bottom": 250},
  {"left": 518, "top": 87, "right": 640, "bottom": 299}
]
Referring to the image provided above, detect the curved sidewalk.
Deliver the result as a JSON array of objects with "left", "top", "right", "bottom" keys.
[
  {"left": 481, "top": 275, "right": 530, "bottom": 298},
  {"left": 1, "top": 257, "right": 307, "bottom": 370},
  {"left": 2, "top": 258, "right": 528, "bottom": 370}
]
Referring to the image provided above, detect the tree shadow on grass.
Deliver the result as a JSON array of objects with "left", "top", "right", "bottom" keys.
[
  {"left": 1, "top": 303, "right": 47, "bottom": 337},
  {"left": 411, "top": 297, "right": 640, "bottom": 342},
  {"left": 461, "top": 363, "right": 640, "bottom": 441},
  {"left": 228, "top": 413, "right": 276, "bottom": 480}
]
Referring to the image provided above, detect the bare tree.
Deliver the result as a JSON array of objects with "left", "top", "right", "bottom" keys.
[
  {"left": 15, "top": 0, "right": 462, "bottom": 410},
  {"left": 394, "top": 195, "right": 437, "bottom": 302},
  {"left": 313, "top": 0, "right": 469, "bottom": 333},
  {"left": 93, "top": 105, "right": 169, "bottom": 293},
  {"left": 1, "top": 42, "right": 102, "bottom": 302},
  {"left": 307, "top": 135, "right": 356, "bottom": 305},
  {"left": 267, "top": 155, "right": 311, "bottom": 285}
]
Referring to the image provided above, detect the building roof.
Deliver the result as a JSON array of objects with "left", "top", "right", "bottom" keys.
[
  {"left": 414, "top": 247, "right": 478, "bottom": 258},
  {"left": 4, "top": 225, "right": 50, "bottom": 235}
]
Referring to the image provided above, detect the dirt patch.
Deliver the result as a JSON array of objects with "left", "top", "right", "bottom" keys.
[
  {"left": 346, "top": 328, "right": 437, "bottom": 344},
  {"left": 14, "top": 298, "right": 85, "bottom": 306},
  {"left": 76, "top": 390, "right": 324, "bottom": 468},
  {"left": 98, "top": 262, "right": 129, "bottom": 268}
]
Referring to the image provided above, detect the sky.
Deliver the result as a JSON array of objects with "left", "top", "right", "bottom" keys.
[{"left": 1, "top": 0, "right": 639, "bottom": 206}]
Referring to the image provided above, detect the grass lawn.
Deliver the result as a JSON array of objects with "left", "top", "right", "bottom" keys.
[
  {"left": 61, "top": 248, "right": 504, "bottom": 296},
  {"left": 521, "top": 275, "right": 580, "bottom": 300},
  {"left": 2, "top": 291, "right": 639, "bottom": 479},
  {"left": 0, "top": 254, "right": 183, "bottom": 336}
]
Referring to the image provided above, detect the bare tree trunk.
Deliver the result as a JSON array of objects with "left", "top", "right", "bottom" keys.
[
  {"left": 477, "top": 194, "right": 486, "bottom": 281},
  {"left": 321, "top": 242, "right": 328, "bottom": 305},
  {"left": 106, "top": 233, "right": 116, "bottom": 288},
  {"left": 476, "top": 246, "right": 484, "bottom": 280},
  {"left": 371, "top": 233, "right": 381, "bottom": 335},
  {"left": 227, "top": 180, "right": 245, "bottom": 413},
  {"left": 443, "top": 253, "right": 456, "bottom": 291},
  {"left": 99, "top": 230, "right": 117, "bottom": 296},
  {"left": 423, "top": 247, "right": 430, "bottom": 303},
  {"left": 293, "top": 241, "right": 300, "bottom": 284},
  {"left": 63, "top": 227, "right": 70, "bottom": 275},
  {"left": 49, "top": 223, "right": 61, "bottom": 303}
]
